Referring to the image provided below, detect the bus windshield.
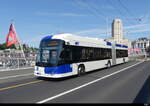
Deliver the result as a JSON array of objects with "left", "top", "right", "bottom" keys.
[
  {"left": 36, "top": 39, "right": 64, "bottom": 67},
  {"left": 36, "top": 49, "right": 59, "bottom": 67}
]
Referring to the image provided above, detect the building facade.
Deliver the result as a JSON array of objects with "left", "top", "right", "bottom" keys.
[
  {"left": 132, "top": 38, "right": 150, "bottom": 49},
  {"left": 131, "top": 37, "right": 150, "bottom": 53},
  {"left": 131, "top": 37, "right": 150, "bottom": 57},
  {"left": 106, "top": 19, "right": 130, "bottom": 47}
]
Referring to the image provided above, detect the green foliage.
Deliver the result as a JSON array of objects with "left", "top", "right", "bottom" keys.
[
  {"left": 0, "top": 43, "right": 17, "bottom": 50},
  {"left": 0, "top": 43, "right": 38, "bottom": 51},
  {"left": 0, "top": 43, "right": 7, "bottom": 50}
]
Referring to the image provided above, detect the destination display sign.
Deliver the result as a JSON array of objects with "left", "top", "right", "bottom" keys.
[{"left": 47, "top": 41, "right": 59, "bottom": 46}]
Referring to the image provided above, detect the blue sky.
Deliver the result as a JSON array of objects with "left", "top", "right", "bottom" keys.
[{"left": 0, "top": 0, "right": 150, "bottom": 47}]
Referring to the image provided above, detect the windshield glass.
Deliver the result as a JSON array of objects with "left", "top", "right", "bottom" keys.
[
  {"left": 50, "top": 50, "right": 58, "bottom": 65},
  {"left": 36, "top": 39, "right": 65, "bottom": 67},
  {"left": 41, "top": 49, "right": 50, "bottom": 63},
  {"left": 36, "top": 49, "right": 58, "bottom": 67}
]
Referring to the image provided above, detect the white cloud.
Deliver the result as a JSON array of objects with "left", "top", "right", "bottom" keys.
[
  {"left": 124, "top": 23, "right": 150, "bottom": 34},
  {"left": 61, "top": 13, "right": 86, "bottom": 17},
  {"left": 25, "top": 28, "right": 111, "bottom": 45},
  {"left": 73, "top": 28, "right": 111, "bottom": 38},
  {"left": 35, "top": 12, "right": 86, "bottom": 17},
  {"left": 124, "top": 24, "right": 147, "bottom": 29}
]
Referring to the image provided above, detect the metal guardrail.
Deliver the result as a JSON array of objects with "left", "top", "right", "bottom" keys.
[
  {"left": 0, "top": 57, "right": 36, "bottom": 71},
  {"left": 0, "top": 49, "right": 36, "bottom": 71}
]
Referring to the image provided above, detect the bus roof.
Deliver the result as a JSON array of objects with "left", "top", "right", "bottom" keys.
[{"left": 42, "top": 33, "right": 128, "bottom": 49}]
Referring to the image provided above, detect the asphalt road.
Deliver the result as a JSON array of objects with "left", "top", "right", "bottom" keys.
[{"left": 0, "top": 60, "right": 149, "bottom": 103}]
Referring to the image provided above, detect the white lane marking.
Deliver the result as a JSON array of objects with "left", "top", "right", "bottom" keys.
[
  {"left": 0, "top": 67, "right": 34, "bottom": 72},
  {"left": 0, "top": 73, "right": 33, "bottom": 80},
  {"left": 37, "top": 61, "right": 144, "bottom": 104}
]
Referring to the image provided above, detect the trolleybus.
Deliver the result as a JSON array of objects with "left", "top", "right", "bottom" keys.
[{"left": 34, "top": 33, "right": 128, "bottom": 78}]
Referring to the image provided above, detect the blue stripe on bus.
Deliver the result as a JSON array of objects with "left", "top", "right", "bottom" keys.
[
  {"left": 44, "top": 64, "right": 73, "bottom": 74},
  {"left": 107, "top": 42, "right": 112, "bottom": 46},
  {"left": 115, "top": 44, "right": 128, "bottom": 48},
  {"left": 122, "top": 45, "right": 128, "bottom": 48},
  {"left": 42, "top": 35, "right": 53, "bottom": 41},
  {"left": 116, "top": 44, "right": 122, "bottom": 47}
]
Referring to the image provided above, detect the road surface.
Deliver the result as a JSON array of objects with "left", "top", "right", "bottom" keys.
[{"left": 0, "top": 60, "right": 149, "bottom": 103}]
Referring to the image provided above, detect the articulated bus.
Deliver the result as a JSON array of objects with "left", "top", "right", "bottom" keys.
[{"left": 34, "top": 33, "right": 128, "bottom": 78}]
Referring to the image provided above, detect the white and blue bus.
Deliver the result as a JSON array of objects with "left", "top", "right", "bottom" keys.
[{"left": 34, "top": 33, "right": 128, "bottom": 78}]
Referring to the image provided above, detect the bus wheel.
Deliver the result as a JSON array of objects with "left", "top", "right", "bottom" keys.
[
  {"left": 123, "top": 58, "right": 126, "bottom": 63},
  {"left": 107, "top": 61, "right": 111, "bottom": 68},
  {"left": 78, "top": 65, "right": 85, "bottom": 76}
]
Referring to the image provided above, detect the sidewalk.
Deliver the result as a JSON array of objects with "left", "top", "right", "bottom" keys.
[
  {"left": 129, "top": 57, "right": 150, "bottom": 61},
  {"left": 0, "top": 66, "right": 34, "bottom": 72}
]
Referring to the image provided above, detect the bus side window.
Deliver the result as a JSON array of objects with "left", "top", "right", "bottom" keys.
[
  {"left": 60, "top": 50, "right": 65, "bottom": 59},
  {"left": 65, "top": 49, "right": 72, "bottom": 61},
  {"left": 60, "top": 49, "right": 72, "bottom": 63}
]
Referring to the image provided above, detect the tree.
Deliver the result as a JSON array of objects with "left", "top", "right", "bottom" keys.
[
  {"left": 0, "top": 43, "right": 17, "bottom": 50},
  {"left": 0, "top": 43, "right": 6, "bottom": 50},
  {"left": 0, "top": 42, "right": 38, "bottom": 51}
]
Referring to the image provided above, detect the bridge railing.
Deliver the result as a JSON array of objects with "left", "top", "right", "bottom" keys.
[
  {"left": 0, "top": 50, "right": 36, "bottom": 71},
  {"left": 0, "top": 57, "right": 36, "bottom": 71}
]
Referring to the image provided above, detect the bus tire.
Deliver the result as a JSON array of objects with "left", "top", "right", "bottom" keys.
[
  {"left": 123, "top": 58, "right": 126, "bottom": 63},
  {"left": 107, "top": 61, "right": 111, "bottom": 68},
  {"left": 78, "top": 65, "right": 85, "bottom": 76}
]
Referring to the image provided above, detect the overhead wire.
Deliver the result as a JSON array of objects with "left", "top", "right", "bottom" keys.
[
  {"left": 117, "top": 0, "right": 141, "bottom": 24},
  {"left": 72, "top": 0, "right": 111, "bottom": 36},
  {"left": 106, "top": 0, "right": 135, "bottom": 38},
  {"left": 73, "top": 0, "right": 106, "bottom": 21}
]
